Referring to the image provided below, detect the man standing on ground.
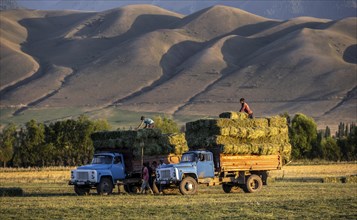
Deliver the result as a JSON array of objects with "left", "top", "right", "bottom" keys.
[
  {"left": 140, "top": 163, "right": 153, "bottom": 194},
  {"left": 239, "top": 98, "right": 253, "bottom": 119}
]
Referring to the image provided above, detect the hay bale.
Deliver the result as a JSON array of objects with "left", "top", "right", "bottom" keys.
[
  {"left": 268, "top": 116, "right": 288, "bottom": 128},
  {"left": 345, "top": 175, "right": 357, "bottom": 184},
  {"left": 185, "top": 113, "right": 292, "bottom": 159},
  {"left": 92, "top": 129, "right": 186, "bottom": 156},
  {"left": 0, "top": 187, "right": 24, "bottom": 197},
  {"left": 219, "top": 112, "right": 248, "bottom": 120}
]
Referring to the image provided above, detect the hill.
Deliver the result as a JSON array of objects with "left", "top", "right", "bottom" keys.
[{"left": 0, "top": 5, "right": 356, "bottom": 128}]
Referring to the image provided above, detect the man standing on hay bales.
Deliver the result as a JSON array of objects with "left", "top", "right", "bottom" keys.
[
  {"left": 136, "top": 116, "right": 155, "bottom": 129},
  {"left": 239, "top": 98, "right": 253, "bottom": 119}
]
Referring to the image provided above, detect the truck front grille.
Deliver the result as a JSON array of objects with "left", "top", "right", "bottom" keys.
[
  {"left": 160, "top": 170, "right": 171, "bottom": 179},
  {"left": 77, "top": 172, "right": 89, "bottom": 180}
]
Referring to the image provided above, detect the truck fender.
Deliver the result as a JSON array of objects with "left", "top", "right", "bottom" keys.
[
  {"left": 182, "top": 173, "right": 198, "bottom": 182},
  {"left": 98, "top": 170, "right": 114, "bottom": 184}
]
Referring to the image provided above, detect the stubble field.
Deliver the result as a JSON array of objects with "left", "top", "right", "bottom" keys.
[{"left": 0, "top": 164, "right": 356, "bottom": 219}]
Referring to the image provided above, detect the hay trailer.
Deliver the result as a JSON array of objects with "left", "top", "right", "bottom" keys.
[
  {"left": 156, "top": 113, "right": 289, "bottom": 195},
  {"left": 69, "top": 129, "right": 185, "bottom": 195},
  {"left": 155, "top": 150, "right": 282, "bottom": 195}
]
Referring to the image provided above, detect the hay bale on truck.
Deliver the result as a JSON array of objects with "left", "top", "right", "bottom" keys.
[
  {"left": 69, "top": 129, "right": 187, "bottom": 195},
  {"left": 155, "top": 112, "right": 292, "bottom": 195}
]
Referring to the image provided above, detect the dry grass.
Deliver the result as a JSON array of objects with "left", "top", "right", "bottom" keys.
[
  {"left": 270, "top": 163, "right": 357, "bottom": 178},
  {"left": 0, "top": 164, "right": 356, "bottom": 219}
]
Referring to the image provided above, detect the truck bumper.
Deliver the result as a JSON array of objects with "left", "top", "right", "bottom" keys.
[
  {"left": 157, "top": 179, "right": 179, "bottom": 185},
  {"left": 68, "top": 180, "right": 97, "bottom": 187}
]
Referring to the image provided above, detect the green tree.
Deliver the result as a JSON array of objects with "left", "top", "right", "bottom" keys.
[
  {"left": 320, "top": 137, "right": 340, "bottom": 161},
  {"left": 153, "top": 116, "right": 179, "bottom": 134},
  {"left": 0, "top": 123, "right": 17, "bottom": 167},
  {"left": 324, "top": 126, "right": 331, "bottom": 138},
  {"left": 290, "top": 113, "right": 317, "bottom": 159},
  {"left": 13, "top": 120, "right": 45, "bottom": 167}
]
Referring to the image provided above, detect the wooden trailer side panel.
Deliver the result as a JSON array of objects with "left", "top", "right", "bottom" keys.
[{"left": 220, "top": 154, "right": 282, "bottom": 171}]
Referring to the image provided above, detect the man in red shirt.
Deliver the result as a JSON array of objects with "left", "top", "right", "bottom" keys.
[
  {"left": 140, "top": 163, "right": 153, "bottom": 194},
  {"left": 239, "top": 98, "right": 253, "bottom": 119}
]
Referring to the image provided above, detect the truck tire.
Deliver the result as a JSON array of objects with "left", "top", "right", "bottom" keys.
[
  {"left": 97, "top": 177, "right": 113, "bottom": 195},
  {"left": 179, "top": 176, "right": 198, "bottom": 195},
  {"left": 74, "top": 186, "right": 90, "bottom": 195},
  {"left": 124, "top": 184, "right": 140, "bottom": 194},
  {"left": 243, "top": 174, "right": 263, "bottom": 193}
]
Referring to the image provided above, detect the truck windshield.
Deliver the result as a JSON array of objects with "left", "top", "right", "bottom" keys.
[
  {"left": 92, "top": 155, "right": 113, "bottom": 164},
  {"left": 181, "top": 153, "right": 196, "bottom": 162}
]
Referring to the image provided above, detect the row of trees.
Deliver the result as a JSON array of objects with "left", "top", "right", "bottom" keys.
[
  {"left": 0, "top": 116, "right": 110, "bottom": 167},
  {"left": 286, "top": 113, "right": 356, "bottom": 161},
  {"left": 0, "top": 113, "right": 355, "bottom": 167}
]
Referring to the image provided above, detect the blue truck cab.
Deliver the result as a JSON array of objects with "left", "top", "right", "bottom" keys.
[
  {"left": 156, "top": 150, "right": 215, "bottom": 194},
  {"left": 69, "top": 152, "right": 125, "bottom": 195}
]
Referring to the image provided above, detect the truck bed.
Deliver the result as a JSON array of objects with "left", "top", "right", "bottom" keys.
[{"left": 219, "top": 154, "right": 282, "bottom": 172}]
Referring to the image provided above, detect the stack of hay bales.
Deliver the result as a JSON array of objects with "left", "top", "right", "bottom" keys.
[
  {"left": 186, "top": 112, "right": 292, "bottom": 162},
  {"left": 91, "top": 129, "right": 188, "bottom": 157}
]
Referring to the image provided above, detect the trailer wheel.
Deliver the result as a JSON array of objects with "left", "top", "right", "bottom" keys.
[
  {"left": 97, "top": 177, "right": 113, "bottom": 195},
  {"left": 222, "top": 184, "right": 233, "bottom": 193},
  {"left": 179, "top": 176, "right": 198, "bottom": 195},
  {"left": 74, "top": 186, "right": 90, "bottom": 195},
  {"left": 243, "top": 174, "right": 263, "bottom": 193},
  {"left": 222, "top": 184, "right": 242, "bottom": 193}
]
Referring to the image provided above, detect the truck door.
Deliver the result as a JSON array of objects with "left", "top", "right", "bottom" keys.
[
  {"left": 196, "top": 153, "right": 214, "bottom": 178},
  {"left": 111, "top": 155, "right": 125, "bottom": 181}
]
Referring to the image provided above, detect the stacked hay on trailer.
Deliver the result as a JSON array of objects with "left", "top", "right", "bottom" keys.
[
  {"left": 185, "top": 112, "right": 292, "bottom": 162},
  {"left": 91, "top": 129, "right": 188, "bottom": 157}
]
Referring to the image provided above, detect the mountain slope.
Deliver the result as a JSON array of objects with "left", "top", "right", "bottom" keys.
[{"left": 0, "top": 5, "right": 356, "bottom": 127}]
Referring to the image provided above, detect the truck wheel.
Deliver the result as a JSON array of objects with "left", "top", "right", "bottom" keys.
[
  {"left": 97, "top": 177, "right": 113, "bottom": 195},
  {"left": 179, "top": 176, "right": 198, "bottom": 195},
  {"left": 124, "top": 184, "right": 140, "bottom": 194},
  {"left": 222, "top": 184, "right": 233, "bottom": 193},
  {"left": 74, "top": 186, "right": 90, "bottom": 195},
  {"left": 243, "top": 174, "right": 263, "bottom": 193}
]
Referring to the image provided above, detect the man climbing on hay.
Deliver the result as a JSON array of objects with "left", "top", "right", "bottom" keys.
[
  {"left": 136, "top": 116, "right": 155, "bottom": 129},
  {"left": 239, "top": 98, "right": 253, "bottom": 119}
]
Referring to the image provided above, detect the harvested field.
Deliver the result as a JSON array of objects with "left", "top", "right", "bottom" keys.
[{"left": 0, "top": 164, "right": 356, "bottom": 219}]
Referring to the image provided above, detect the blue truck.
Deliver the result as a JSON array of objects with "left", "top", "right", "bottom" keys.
[
  {"left": 156, "top": 150, "right": 282, "bottom": 195},
  {"left": 69, "top": 148, "right": 180, "bottom": 195}
]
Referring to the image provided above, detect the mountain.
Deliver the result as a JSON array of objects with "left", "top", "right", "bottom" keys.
[
  {"left": 16, "top": 0, "right": 357, "bottom": 20},
  {"left": 0, "top": 0, "right": 20, "bottom": 10},
  {"left": 0, "top": 5, "right": 356, "bottom": 128}
]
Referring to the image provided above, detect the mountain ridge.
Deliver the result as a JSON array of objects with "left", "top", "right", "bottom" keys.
[{"left": 0, "top": 5, "right": 356, "bottom": 128}]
